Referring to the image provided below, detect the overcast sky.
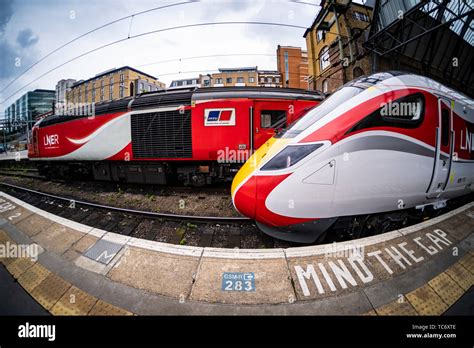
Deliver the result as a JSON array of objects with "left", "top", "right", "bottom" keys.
[{"left": 0, "top": 0, "right": 338, "bottom": 113}]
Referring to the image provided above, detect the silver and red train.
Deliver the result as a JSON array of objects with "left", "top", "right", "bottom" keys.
[
  {"left": 232, "top": 72, "right": 474, "bottom": 243},
  {"left": 28, "top": 87, "right": 323, "bottom": 185}
]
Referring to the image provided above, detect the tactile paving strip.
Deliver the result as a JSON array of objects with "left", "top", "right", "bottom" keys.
[
  {"left": 428, "top": 272, "right": 465, "bottom": 306},
  {"left": 6, "top": 258, "right": 35, "bottom": 279},
  {"left": 375, "top": 300, "right": 418, "bottom": 315},
  {"left": 88, "top": 299, "right": 133, "bottom": 316},
  {"left": 30, "top": 273, "right": 71, "bottom": 310},
  {"left": 18, "top": 263, "right": 52, "bottom": 292},
  {"left": 84, "top": 239, "right": 123, "bottom": 265},
  {"left": 406, "top": 284, "right": 448, "bottom": 315},
  {"left": 445, "top": 262, "right": 474, "bottom": 291},
  {"left": 51, "top": 286, "right": 98, "bottom": 315}
]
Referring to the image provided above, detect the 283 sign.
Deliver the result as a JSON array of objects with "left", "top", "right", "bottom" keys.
[{"left": 221, "top": 272, "right": 255, "bottom": 292}]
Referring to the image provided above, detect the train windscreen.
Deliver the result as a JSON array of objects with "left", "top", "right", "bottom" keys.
[{"left": 277, "top": 72, "right": 404, "bottom": 139}]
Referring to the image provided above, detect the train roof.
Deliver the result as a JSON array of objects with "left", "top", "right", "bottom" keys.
[{"left": 192, "top": 86, "right": 325, "bottom": 101}]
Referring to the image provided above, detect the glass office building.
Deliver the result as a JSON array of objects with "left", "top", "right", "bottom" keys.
[{"left": 4, "top": 89, "right": 55, "bottom": 133}]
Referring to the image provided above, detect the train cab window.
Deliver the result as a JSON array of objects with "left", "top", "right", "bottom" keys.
[
  {"left": 346, "top": 93, "right": 425, "bottom": 134},
  {"left": 261, "top": 110, "right": 287, "bottom": 129},
  {"left": 441, "top": 108, "right": 450, "bottom": 146}
]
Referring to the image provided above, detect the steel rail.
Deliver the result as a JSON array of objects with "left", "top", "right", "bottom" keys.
[{"left": 0, "top": 182, "right": 251, "bottom": 223}]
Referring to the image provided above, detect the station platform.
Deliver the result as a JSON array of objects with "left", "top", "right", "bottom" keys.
[
  {"left": 0, "top": 190, "right": 472, "bottom": 315},
  {"left": 0, "top": 150, "right": 28, "bottom": 161}
]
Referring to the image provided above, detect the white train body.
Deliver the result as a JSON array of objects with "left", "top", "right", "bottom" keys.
[{"left": 231, "top": 72, "right": 474, "bottom": 242}]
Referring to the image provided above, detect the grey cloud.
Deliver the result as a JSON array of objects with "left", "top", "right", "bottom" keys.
[
  {"left": 0, "top": 0, "right": 14, "bottom": 36},
  {"left": 16, "top": 28, "right": 39, "bottom": 47},
  {"left": 0, "top": 39, "right": 37, "bottom": 80}
]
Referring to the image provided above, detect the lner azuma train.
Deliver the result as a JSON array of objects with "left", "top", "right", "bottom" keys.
[
  {"left": 232, "top": 72, "right": 474, "bottom": 243},
  {"left": 28, "top": 87, "right": 323, "bottom": 186}
]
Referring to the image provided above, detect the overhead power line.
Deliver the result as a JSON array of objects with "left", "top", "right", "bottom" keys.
[
  {"left": 0, "top": 21, "right": 308, "bottom": 105},
  {"left": 0, "top": 1, "right": 199, "bottom": 94}
]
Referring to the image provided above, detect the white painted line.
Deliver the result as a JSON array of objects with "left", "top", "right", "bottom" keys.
[
  {"left": 202, "top": 247, "right": 285, "bottom": 259},
  {"left": 1, "top": 190, "right": 472, "bottom": 263},
  {"left": 127, "top": 237, "right": 203, "bottom": 257},
  {"left": 101, "top": 232, "right": 131, "bottom": 245},
  {"left": 87, "top": 228, "right": 108, "bottom": 238},
  {"left": 285, "top": 230, "right": 403, "bottom": 258},
  {"left": 0, "top": 191, "right": 93, "bottom": 234},
  {"left": 399, "top": 202, "right": 474, "bottom": 236}
]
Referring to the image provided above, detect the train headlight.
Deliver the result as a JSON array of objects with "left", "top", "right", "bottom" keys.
[{"left": 261, "top": 143, "right": 323, "bottom": 171}]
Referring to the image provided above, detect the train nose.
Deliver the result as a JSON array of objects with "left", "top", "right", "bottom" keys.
[
  {"left": 232, "top": 175, "right": 257, "bottom": 219},
  {"left": 231, "top": 137, "right": 289, "bottom": 219}
]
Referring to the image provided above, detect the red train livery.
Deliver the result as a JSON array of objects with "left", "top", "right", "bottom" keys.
[{"left": 29, "top": 87, "right": 323, "bottom": 185}]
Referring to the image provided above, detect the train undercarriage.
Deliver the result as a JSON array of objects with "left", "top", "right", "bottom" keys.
[{"left": 35, "top": 160, "right": 242, "bottom": 186}]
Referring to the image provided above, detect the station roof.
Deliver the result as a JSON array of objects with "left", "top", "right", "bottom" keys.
[{"left": 365, "top": 0, "right": 474, "bottom": 97}]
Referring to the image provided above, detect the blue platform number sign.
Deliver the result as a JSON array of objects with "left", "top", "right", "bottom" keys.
[{"left": 221, "top": 272, "right": 255, "bottom": 292}]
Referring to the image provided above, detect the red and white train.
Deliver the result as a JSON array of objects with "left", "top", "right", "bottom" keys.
[
  {"left": 232, "top": 72, "right": 474, "bottom": 243},
  {"left": 28, "top": 87, "right": 323, "bottom": 185}
]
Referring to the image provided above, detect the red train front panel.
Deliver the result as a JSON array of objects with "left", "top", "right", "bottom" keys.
[{"left": 29, "top": 97, "right": 319, "bottom": 163}]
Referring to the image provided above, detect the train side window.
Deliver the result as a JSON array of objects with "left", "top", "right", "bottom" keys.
[
  {"left": 346, "top": 93, "right": 425, "bottom": 134},
  {"left": 441, "top": 108, "right": 450, "bottom": 146},
  {"left": 261, "top": 110, "right": 287, "bottom": 129}
]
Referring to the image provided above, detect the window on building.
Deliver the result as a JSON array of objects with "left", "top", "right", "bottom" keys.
[
  {"left": 92, "top": 83, "right": 96, "bottom": 102},
  {"left": 284, "top": 51, "right": 289, "bottom": 83},
  {"left": 237, "top": 77, "right": 244, "bottom": 83},
  {"left": 148, "top": 85, "right": 151, "bottom": 92},
  {"left": 266, "top": 77, "right": 272, "bottom": 83},
  {"left": 119, "top": 74, "right": 125, "bottom": 98},
  {"left": 353, "top": 11, "right": 370, "bottom": 22},
  {"left": 84, "top": 84, "right": 88, "bottom": 102},
  {"left": 100, "top": 80, "right": 104, "bottom": 102},
  {"left": 130, "top": 82, "right": 134, "bottom": 96},
  {"left": 353, "top": 67, "right": 364, "bottom": 79},
  {"left": 322, "top": 79, "right": 329, "bottom": 93},
  {"left": 109, "top": 77, "right": 114, "bottom": 100},
  {"left": 249, "top": 77, "right": 255, "bottom": 83},
  {"left": 260, "top": 77, "right": 265, "bottom": 83},
  {"left": 260, "top": 110, "right": 287, "bottom": 129},
  {"left": 226, "top": 77, "right": 233, "bottom": 84},
  {"left": 276, "top": 77, "right": 280, "bottom": 83},
  {"left": 317, "top": 30, "right": 325, "bottom": 42},
  {"left": 216, "top": 78, "right": 223, "bottom": 84},
  {"left": 320, "top": 46, "right": 330, "bottom": 71}
]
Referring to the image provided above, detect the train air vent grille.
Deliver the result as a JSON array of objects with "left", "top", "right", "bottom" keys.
[{"left": 131, "top": 110, "right": 192, "bottom": 158}]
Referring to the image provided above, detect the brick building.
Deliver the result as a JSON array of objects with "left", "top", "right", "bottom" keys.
[
  {"left": 211, "top": 67, "right": 259, "bottom": 87},
  {"left": 304, "top": 0, "right": 373, "bottom": 93},
  {"left": 276, "top": 45, "right": 309, "bottom": 89},
  {"left": 66, "top": 66, "right": 165, "bottom": 105}
]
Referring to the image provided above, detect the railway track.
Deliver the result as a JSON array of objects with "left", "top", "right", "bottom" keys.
[{"left": 0, "top": 181, "right": 294, "bottom": 249}]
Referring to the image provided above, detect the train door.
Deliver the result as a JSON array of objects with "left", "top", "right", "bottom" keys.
[
  {"left": 426, "top": 97, "right": 453, "bottom": 198},
  {"left": 252, "top": 101, "right": 290, "bottom": 150}
]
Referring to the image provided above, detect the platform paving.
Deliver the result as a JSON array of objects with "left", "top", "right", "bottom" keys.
[{"left": 0, "top": 190, "right": 472, "bottom": 315}]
